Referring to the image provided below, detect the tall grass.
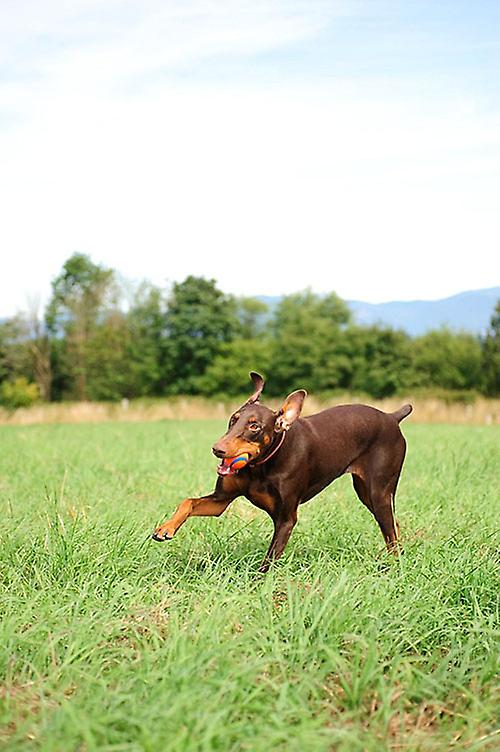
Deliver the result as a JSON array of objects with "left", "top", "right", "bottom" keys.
[{"left": 0, "top": 421, "right": 498, "bottom": 750}]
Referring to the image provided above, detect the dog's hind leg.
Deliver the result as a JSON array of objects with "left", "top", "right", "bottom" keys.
[
  {"left": 357, "top": 436, "right": 406, "bottom": 552},
  {"left": 351, "top": 473, "right": 373, "bottom": 513},
  {"left": 370, "top": 485, "right": 399, "bottom": 551},
  {"left": 352, "top": 471, "right": 400, "bottom": 550}
]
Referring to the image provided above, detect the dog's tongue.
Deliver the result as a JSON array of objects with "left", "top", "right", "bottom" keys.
[{"left": 217, "top": 460, "right": 233, "bottom": 476}]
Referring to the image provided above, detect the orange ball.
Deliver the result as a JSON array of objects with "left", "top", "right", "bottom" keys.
[{"left": 227, "top": 453, "right": 250, "bottom": 471}]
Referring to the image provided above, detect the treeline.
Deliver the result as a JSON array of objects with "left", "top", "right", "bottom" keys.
[{"left": 0, "top": 253, "right": 499, "bottom": 408}]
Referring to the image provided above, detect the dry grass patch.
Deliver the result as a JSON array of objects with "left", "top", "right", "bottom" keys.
[
  {"left": 1, "top": 394, "right": 498, "bottom": 426},
  {"left": 0, "top": 680, "right": 75, "bottom": 745}
]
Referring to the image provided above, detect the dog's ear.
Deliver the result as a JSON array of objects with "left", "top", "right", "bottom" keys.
[
  {"left": 245, "top": 371, "right": 265, "bottom": 405},
  {"left": 275, "top": 389, "right": 307, "bottom": 432}
]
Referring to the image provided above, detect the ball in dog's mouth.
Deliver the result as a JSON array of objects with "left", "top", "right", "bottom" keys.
[{"left": 217, "top": 452, "right": 250, "bottom": 476}]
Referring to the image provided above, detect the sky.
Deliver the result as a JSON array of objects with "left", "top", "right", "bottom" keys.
[{"left": 1, "top": 0, "right": 499, "bottom": 317}]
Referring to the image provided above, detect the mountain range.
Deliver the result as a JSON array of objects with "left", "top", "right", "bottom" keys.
[
  {"left": 1, "top": 287, "right": 498, "bottom": 338},
  {"left": 259, "top": 287, "right": 500, "bottom": 337}
]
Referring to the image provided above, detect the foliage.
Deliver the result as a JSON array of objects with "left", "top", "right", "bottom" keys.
[
  {"left": 0, "top": 375, "right": 39, "bottom": 408},
  {"left": 198, "top": 338, "right": 272, "bottom": 397},
  {"left": 84, "top": 312, "right": 132, "bottom": 401},
  {"left": 0, "top": 254, "right": 498, "bottom": 403},
  {"left": 124, "top": 282, "right": 166, "bottom": 396},
  {"left": 270, "top": 290, "right": 351, "bottom": 394},
  {"left": 0, "top": 311, "right": 52, "bottom": 401},
  {"left": 45, "top": 253, "right": 116, "bottom": 400},
  {"left": 410, "top": 328, "right": 483, "bottom": 391},
  {"left": 162, "top": 276, "right": 240, "bottom": 394},
  {"left": 482, "top": 300, "right": 500, "bottom": 396},
  {"left": 339, "top": 325, "right": 413, "bottom": 398},
  {"left": 0, "top": 316, "right": 32, "bottom": 383},
  {"left": 45, "top": 253, "right": 115, "bottom": 336},
  {"left": 235, "top": 296, "right": 269, "bottom": 339}
]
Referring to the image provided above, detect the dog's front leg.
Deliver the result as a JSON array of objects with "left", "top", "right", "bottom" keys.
[
  {"left": 152, "top": 494, "right": 232, "bottom": 541},
  {"left": 152, "top": 476, "right": 244, "bottom": 542},
  {"left": 258, "top": 511, "right": 298, "bottom": 572}
]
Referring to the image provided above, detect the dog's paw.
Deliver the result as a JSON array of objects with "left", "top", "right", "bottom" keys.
[{"left": 152, "top": 528, "right": 173, "bottom": 542}]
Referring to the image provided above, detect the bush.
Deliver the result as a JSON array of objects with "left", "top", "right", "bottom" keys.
[
  {"left": 0, "top": 377, "right": 40, "bottom": 409},
  {"left": 410, "top": 329, "right": 483, "bottom": 391},
  {"left": 197, "top": 338, "right": 272, "bottom": 398}
]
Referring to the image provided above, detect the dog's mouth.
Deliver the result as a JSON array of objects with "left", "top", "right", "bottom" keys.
[{"left": 216, "top": 452, "right": 251, "bottom": 476}]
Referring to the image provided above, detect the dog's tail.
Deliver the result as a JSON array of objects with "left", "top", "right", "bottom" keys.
[{"left": 392, "top": 404, "right": 413, "bottom": 423}]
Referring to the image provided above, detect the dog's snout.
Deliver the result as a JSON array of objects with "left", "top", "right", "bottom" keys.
[{"left": 212, "top": 444, "right": 226, "bottom": 459}]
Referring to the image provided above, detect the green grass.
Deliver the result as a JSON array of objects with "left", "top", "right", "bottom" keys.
[{"left": 0, "top": 421, "right": 498, "bottom": 751}]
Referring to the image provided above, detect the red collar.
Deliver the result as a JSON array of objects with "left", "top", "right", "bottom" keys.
[{"left": 252, "top": 431, "right": 286, "bottom": 466}]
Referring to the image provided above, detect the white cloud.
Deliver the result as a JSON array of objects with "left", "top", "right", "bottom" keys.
[{"left": 0, "top": 1, "right": 343, "bottom": 85}]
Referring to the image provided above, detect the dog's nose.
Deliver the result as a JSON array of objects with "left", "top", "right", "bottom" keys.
[{"left": 212, "top": 445, "right": 226, "bottom": 459}]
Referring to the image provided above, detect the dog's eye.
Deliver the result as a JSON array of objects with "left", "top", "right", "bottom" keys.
[{"left": 249, "top": 423, "right": 260, "bottom": 432}]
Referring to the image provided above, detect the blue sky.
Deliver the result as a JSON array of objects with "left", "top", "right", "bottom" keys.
[{"left": 1, "top": 1, "right": 499, "bottom": 317}]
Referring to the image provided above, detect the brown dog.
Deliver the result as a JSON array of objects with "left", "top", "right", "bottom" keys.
[{"left": 153, "top": 372, "right": 412, "bottom": 571}]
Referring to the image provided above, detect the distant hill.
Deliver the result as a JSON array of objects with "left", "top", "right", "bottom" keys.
[
  {"left": 347, "top": 287, "right": 499, "bottom": 336},
  {"left": 2, "top": 287, "right": 498, "bottom": 337},
  {"left": 258, "top": 287, "right": 500, "bottom": 336}
]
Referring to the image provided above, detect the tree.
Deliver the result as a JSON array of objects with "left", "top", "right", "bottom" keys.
[
  {"left": 0, "top": 377, "right": 39, "bottom": 409},
  {"left": 163, "top": 276, "right": 240, "bottom": 394},
  {"left": 410, "top": 328, "right": 483, "bottom": 391},
  {"left": 81, "top": 311, "right": 129, "bottom": 401},
  {"left": 0, "top": 300, "right": 52, "bottom": 401},
  {"left": 0, "top": 316, "right": 32, "bottom": 385},
  {"left": 198, "top": 338, "right": 272, "bottom": 397},
  {"left": 482, "top": 300, "right": 500, "bottom": 396},
  {"left": 125, "top": 282, "right": 166, "bottom": 396},
  {"left": 270, "top": 290, "right": 351, "bottom": 394},
  {"left": 0, "top": 313, "right": 44, "bottom": 407},
  {"left": 341, "top": 325, "right": 412, "bottom": 397},
  {"left": 236, "top": 297, "right": 269, "bottom": 340},
  {"left": 23, "top": 298, "right": 52, "bottom": 401},
  {"left": 46, "top": 253, "right": 115, "bottom": 400}
]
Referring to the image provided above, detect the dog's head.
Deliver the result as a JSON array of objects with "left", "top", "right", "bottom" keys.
[{"left": 212, "top": 372, "right": 307, "bottom": 475}]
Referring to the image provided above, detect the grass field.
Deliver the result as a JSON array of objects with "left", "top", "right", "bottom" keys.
[{"left": 0, "top": 420, "right": 498, "bottom": 751}]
